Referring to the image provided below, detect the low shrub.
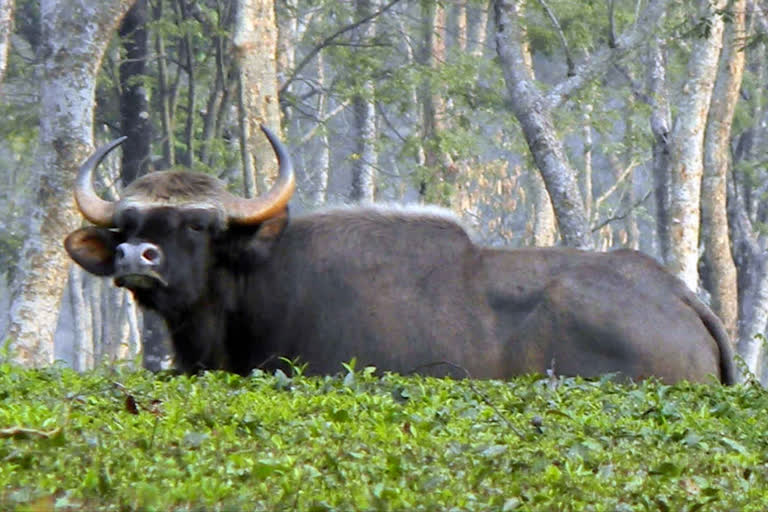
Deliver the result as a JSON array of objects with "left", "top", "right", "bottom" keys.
[{"left": 1, "top": 361, "right": 766, "bottom": 511}]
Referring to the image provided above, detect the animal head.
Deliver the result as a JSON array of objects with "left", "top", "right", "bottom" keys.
[{"left": 64, "top": 125, "right": 294, "bottom": 312}]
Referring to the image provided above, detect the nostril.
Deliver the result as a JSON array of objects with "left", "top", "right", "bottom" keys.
[{"left": 115, "top": 246, "right": 126, "bottom": 259}]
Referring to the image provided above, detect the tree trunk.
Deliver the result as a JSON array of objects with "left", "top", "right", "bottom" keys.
[
  {"left": 308, "top": 52, "right": 329, "bottom": 206},
  {"left": 153, "top": 0, "right": 175, "bottom": 169},
  {"left": 620, "top": 104, "right": 639, "bottom": 250},
  {"left": 582, "top": 104, "right": 593, "bottom": 225},
  {"left": 200, "top": 2, "right": 234, "bottom": 167},
  {"left": 0, "top": 0, "right": 13, "bottom": 86},
  {"left": 275, "top": 0, "right": 297, "bottom": 117},
  {"left": 119, "top": 0, "right": 151, "bottom": 184},
  {"left": 140, "top": 310, "right": 169, "bottom": 372},
  {"left": 177, "top": 0, "right": 196, "bottom": 168},
  {"left": 275, "top": 0, "right": 300, "bottom": 195},
  {"left": 493, "top": 0, "right": 591, "bottom": 249},
  {"left": 418, "top": 1, "right": 456, "bottom": 206},
  {"left": 233, "top": 0, "right": 282, "bottom": 197},
  {"left": 729, "top": 174, "right": 768, "bottom": 380},
  {"left": 349, "top": 0, "right": 378, "bottom": 203},
  {"left": 665, "top": 0, "right": 727, "bottom": 291},
  {"left": 648, "top": 36, "right": 672, "bottom": 260},
  {"left": 395, "top": 10, "right": 426, "bottom": 177},
  {"left": 118, "top": 0, "right": 171, "bottom": 370},
  {"left": 701, "top": 0, "right": 745, "bottom": 341},
  {"left": 451, "top": 1, "right": 467, "bottom": 51},
  {"left": 730, "top": 9, "right": 768, "bottom": 380},
  {"left": 6, "top": 0, "right": 134, "bottom": 367},
  {"left": 530, "top": 169, "right": 557, "bottom": 246},
  {"left": 466, "top": 1, "right": 490, "bottom": 59},
  {"left": 67, "top": 267, "right": 93, "bottom": 371}
]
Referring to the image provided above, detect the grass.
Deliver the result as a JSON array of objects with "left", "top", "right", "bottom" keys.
[{"left": 1, "top": 360, "right": 767, "bottom": 511}]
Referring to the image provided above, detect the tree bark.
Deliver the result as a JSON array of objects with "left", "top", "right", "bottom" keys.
[
  {"left": 730, "top": 5, "right": 768, "bottom": 380},
  {"left": 177, "top": 0, "right": 196, "bottom": 168},
  {"left": 349, "top": 0, "right": 378, "bottom": 202},
  {"left": 6, "top": 0, "right": 134, "bottom": 367},
  {"left": 153, "top": 0, "right": 175, "bottom": 169},
  {"left": 67, "top": 267, "right": 93, "bottom": 371},
  {"left": 493, "top": 0, "right": 591, "bottom": 248},
  {"left": 530, "top": 169, "right": 557, "bottom": 246},
  {"left": 119, "top": 0, "right": 151, "bottom": 185},
  {"left": 118, "top": 0, "right": 171, "bottom": 370},
  {"left": 0, "top": 0, "right": 13, "bottom": 87},
  {"left": 701, "top": 0, "right": 745, "bottom": 341},
  {"left": 200, "top": 2, "right": 234, "bottom": 167},
  {"left": 308, "top": 52, "right": 329, "bottom": 206},
  {"left": 466, "top": 1, "right": 490, "bottom": 59},
  {"left": 665, "top": 0, "right": 728, "bottom": 291},
  {"left": 233, "top": 0, "right": 282, "bottom": 197},
  {"left": 648, "top": 36, "right": 672, "bottom": 260},
  {"left": 582, "top": 104, "right": 593, "bottom": 225},
  {"left": 729, "top": 174, "right": 768, "bottom": 380}
]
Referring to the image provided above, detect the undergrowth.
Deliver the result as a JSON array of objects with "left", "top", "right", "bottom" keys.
[{"left": 1, "top": 361, "right": 767, "bottom": 511}]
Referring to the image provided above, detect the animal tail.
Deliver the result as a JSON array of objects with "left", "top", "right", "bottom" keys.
[{"left": 683, "top": 294, "right": 737, "bottom": 385}]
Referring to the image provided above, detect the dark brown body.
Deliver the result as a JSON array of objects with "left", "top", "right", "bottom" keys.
[
  {"left": 65, "top": 131, "right": 735, "bottom": 384},
  {"left": 229, "top": 209, "right": 733, "bottom": 382},
  {"left": 483, "top": 247, "right": 732, "bottom": 383},
  {"left": 98, "top": 206, "right": 732, "bottom": 383}
]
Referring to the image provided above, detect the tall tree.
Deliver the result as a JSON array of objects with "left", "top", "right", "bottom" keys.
[
  {"left": 648, "top": 35, "right": 672, "bottom": 260},
  {"left": 233, "top": 0, "right": 281, "bottom": 197},
  {"left": 119, "top": 0, "right": 151, "bottom": 185},
  {"left": 153, "top": 0, "right": 175, "bottom": 168},
  {"left": 418, "top": 0, "right": 455, "bottom": 205},
  {"left": 665, "top": 0, "right": 728, "bottom": 291},
  {"left": 493, "top": 0, "right": 591, "bottom": 248},
  {"left": 349, "top": 0, "right": 378, "bottom": 202},
  {"left": 731, "top": 3, "right": 768, "bottom": 379},
  {"left": 701, "top": 0, "right": 745, "bottom": 341},
  {"left": 0, "top": 0, "right": 13, "bottom": 86},
  {"left": 6, "top": 0, "right": 134, "bottom": 366},
  {"left": 493, "top": 0, "right": 672, "bottom": 249},
  {"left": 118, "top": 0, "right": 170, "bottom": 371}
]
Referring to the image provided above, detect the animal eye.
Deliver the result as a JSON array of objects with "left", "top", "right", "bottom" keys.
[{"left": 187, "top": 222, "right": 204, "bottom": 232}]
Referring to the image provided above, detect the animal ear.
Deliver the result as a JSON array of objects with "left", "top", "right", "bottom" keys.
[
  {"left": 248, "top": 208, "right": 289, "bottom": 262},
  {"left": 64, "top": 227, "right": 121, "bottom": 276}
]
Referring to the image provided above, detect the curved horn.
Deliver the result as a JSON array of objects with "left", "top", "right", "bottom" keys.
[
  {"left": 74, "top": 137, "right": 127, "bottom": 227},
  {"left": 224, "top": 125, "right": 296, "bottom": 225}
]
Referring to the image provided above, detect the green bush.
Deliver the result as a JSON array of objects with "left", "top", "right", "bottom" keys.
[{"left": 1, "top": 361, "right": 766, "bottom": 511}]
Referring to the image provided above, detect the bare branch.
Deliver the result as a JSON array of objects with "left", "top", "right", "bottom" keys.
[
  {"left": 545, "top": 0, "right": 672, "bottom": 109},
  {"left": 535, "top": 0, "right": 574, "bottom": 76},
  {"left": 608, "top": 0, "right": 617, "bottom": 48},
  {"left": 279, "top": 0, "right": 405, "bottom": 96},
  {"left": 594, "top": 159, "right": 639, "bottom": 211},
  {"left": 298, "top": 99, "right": 351, "bottom": 145},
  {"left": 591, "top": 189, "right": 652, "bottom": 233}
]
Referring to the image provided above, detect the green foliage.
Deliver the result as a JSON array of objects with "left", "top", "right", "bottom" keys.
[{"left": 1, "top": 362, "right": 767, "bottom": 511}]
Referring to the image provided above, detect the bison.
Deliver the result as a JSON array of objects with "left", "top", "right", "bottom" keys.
[{"left": 64, "top": 126, "right": 736, "bottom": 384}]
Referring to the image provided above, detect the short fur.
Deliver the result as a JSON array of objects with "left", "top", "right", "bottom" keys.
[
  {"left": 65, "top": 182, "right": 736, "bottom": 384},
  {"left": 125, "top": 171, "right": 226, "bottom": 202}
]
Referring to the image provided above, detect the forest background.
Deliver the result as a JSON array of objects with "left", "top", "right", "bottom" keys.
[{"left": 0, "top": 0, "right": 767, "bottom": 382}]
